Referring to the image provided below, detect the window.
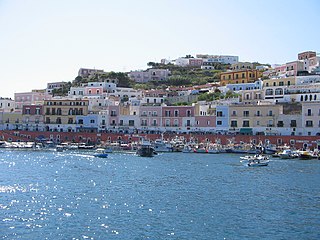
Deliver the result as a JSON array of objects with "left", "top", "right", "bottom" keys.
[
  {"left": 231, "top": 120, "right": 237, "bottom": 127},
  {"left": 78, "top": 119, "right": 83, "bottom": 124},
  {"left": 165, "top": 110, "right": 171, "bottom": 117},
  {"left": 232, "top": 111, "right": 237, "bottom": 116},
  {"left": 307, "top": 109, "right": 312, "bottom": 116},
  {"left": 268, "top": 110, "right": 273, "bottom": 116},
  {"left": 217, "top": 121, "right": 222, "bottom": 125},
  {"left": 265, "top": 89, "right": 273, "bottom": 95},
  {"left": 306, "top": 120, "right": 313, "bottom": 127},
  {"left": 277, "top": 121, "right": 284, "bottom": 127},
  {"left": 152, "top": 120, "right": 157, "bottom": 126},
  {"left": 129, "top": 120, "right": 134, "bottom": 126},
  {"left": 217, "top": 111, "right": 223, "bottom": 117},
  {"left": 174, "top": 110, "right": 179, "bottom": 117},
  {"left": 243, "top": 111, "right": 249, "bottom": 117},
  {"left": 90, "top": 119, "right": 95, "bottom": 124},
  {"left": 290, "top": 120, "right": 297, "bottom": 127},
  {"left": 242, "top": 120, "right": 250, "bottom": 127}
]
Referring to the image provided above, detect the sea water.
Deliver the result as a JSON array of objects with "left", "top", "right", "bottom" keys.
[{"left": 1, "top": 149, "right": 319, "bottom": 239}]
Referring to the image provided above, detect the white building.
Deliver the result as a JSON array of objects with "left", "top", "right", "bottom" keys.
[
  {"left": 196, "top": 54, "right": 239, "bottom": 64},
  {"left": 301, "top": 102, "right": 320, "bottom": 136},
  {"left": 128, "top": 69, "right": 171, "bottom": 83},
  {"left": 0, "top": 98, "right": 15, "bottom": 112}
]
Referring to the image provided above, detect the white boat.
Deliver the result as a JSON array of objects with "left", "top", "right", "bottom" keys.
[
  {"left": 152, "top": 139, "right": 173, "bottom": 152},
  {"left": 56, "top": 145, "right": 65, "bottom": 152},
  {"left": 240, "top": 154, "right": 269, "bottom": 161},
  {"left": 246, "top": 159, "right": 269, "bottom": 167},
  {"left": 278, "top": 149, "right": 295, "bottom": 159},
  {"left": 207, "top": 146, "right": 219, "bottom": 154},
  {"left": 182, "top": 145, "right": 193, "bottom": 153}
]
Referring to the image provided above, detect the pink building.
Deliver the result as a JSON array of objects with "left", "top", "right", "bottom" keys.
[
  {"left": 195, "top": 115, "right": 216, "bottom": 129},
  {"left": 162, "top": 106, "right": 195, "bottom": 128},
  {"left": 15, "top": 91, "right": 50, "bottom": 109},
  {"left": 140, "top": 105, "right": 162, "bottom": 128},
  {"left": 85, "top": 86, "right": 104, "bottom": 95},
  {"left": 274, "top": 64, "right": 287, "bottom": 76},
  {"left": 286, "top": 61, "right": 304, "bottom": 76},
  {"left": 22, "top": 105, "right": 44, "bottom": 131}
]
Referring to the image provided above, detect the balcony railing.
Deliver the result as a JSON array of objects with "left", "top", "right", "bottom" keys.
[
  {"left": 290, "top": 123, "right": 297, "bottom": 127},
  {"left": 305, "top": 124, "right": 313, "bottom": 127}
]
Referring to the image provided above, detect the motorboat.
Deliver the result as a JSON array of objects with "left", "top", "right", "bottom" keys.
[
  {"left": 56, "top": 145, "right": 65, "bottom": 152},
  {"left": 136, "top": 140, "right": 157, "bottom": 157},
  {"left": 246, "top": 158, "right": 269, "bottom": 167},
  {"left": 152, "top": 139, "right": 173, "bottom": 152},
  {"left": 93, "top": 148, "right": 109, "bottom": 158},
  {"left": 278, "top": 149, "right": 296, "bottom": 159},
  {"left": 240, "top": 154, "right": 269, "bottom": 161},
  {"left": 298, "top": 150, "right": 313, "bottom": 160}
]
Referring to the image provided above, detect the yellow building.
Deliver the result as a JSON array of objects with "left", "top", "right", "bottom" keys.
[
  {"left": 43, "top": 99, "right": 89, "bottom": 125},
  {"left": 220, "top": 69, "right": 263, "bottom": 86},
  {"left": 263, "top": 77, "right": 296, "bottom": 87},
  {"left": 229, "top": 103, "right": 283, "bottom": 134},
  {"left": 2, "top": 112, "right": 23, "bottom": 130}
]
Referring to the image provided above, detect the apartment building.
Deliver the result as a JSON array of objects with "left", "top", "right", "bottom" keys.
[
  {"left": 43, "top": 99, "right": 89, "bottom": 132},
  {"left": 220, "top": 69, "right": 263, "bottom": 86}
]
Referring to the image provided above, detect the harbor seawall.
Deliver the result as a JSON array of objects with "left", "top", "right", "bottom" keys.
[{"left": 1, "top": 130, "right": 319, "bottom": 149}]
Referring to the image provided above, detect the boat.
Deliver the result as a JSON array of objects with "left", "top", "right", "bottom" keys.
[
  {"left": 246, "top": 158, "right": 269, "bottom": 167},
  {"left": 207, "top": 145, "right": 219, "bottom": 154},
  {"left": 93, "top": 148, "right": 109, "bottom": 158},
  {"left": 278, "top": 149, "right": 296, "bottom": 159},
  {"left": 56, "top": 145, "right": 65, "bottom": 152},
  {"left": 136, "top": 140, "right": 157, "bottom": 157},
  {"left": 78, "top": 143, "right": 95, "bottom": 150},
  {"left": 240, "top": 154, "right": 269, "bottom": 161},
  {"left": 152, "top": 139, "right": 173, "bottom": 152},
  {"left": 182, "top": 145, "right": 193, "bottom": 153},
  {"left": 298, "top": 150, "right": 313, "bottom": 160}
]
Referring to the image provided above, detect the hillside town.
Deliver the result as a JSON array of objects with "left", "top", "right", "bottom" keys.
[{"left": 1, "top": 50, "right": 320, "bottom": 147}]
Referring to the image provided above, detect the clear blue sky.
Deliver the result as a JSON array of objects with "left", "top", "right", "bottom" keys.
[{"left": 0, "top": 0, "right": 319, "bottom": 98}]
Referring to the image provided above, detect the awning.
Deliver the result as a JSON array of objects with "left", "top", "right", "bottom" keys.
[{"left": 239, "top": 128, "right": 253, "bottom": 134}]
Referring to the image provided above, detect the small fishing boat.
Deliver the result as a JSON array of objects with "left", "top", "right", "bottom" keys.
[{"left": 136, "top": 140, "right": 157, "bottom": 157}]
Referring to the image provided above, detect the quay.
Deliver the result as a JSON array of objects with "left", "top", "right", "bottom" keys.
[{"left": 1, "top": 130, "right": 320, "bottom": 150}]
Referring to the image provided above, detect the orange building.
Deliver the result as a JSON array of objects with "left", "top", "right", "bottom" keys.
[{"left": 220, "top": 69, "right": 263, "bottom": 86}]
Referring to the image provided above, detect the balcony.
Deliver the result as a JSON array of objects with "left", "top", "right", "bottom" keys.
[
  {"left": 254, "top": 114, "right": 262, "bottom": 117},
  {"left": 305, "top": 124, "right": 313, "bottom": 127},
  {"left": 290, "top": 123, "right": 297, "bottom": 127},
  {"left": 141, "top": 114, "right": 147, "bottom": 117},
  {"left": 267, "top": 124, "right": 274, "bottom": 127}
]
